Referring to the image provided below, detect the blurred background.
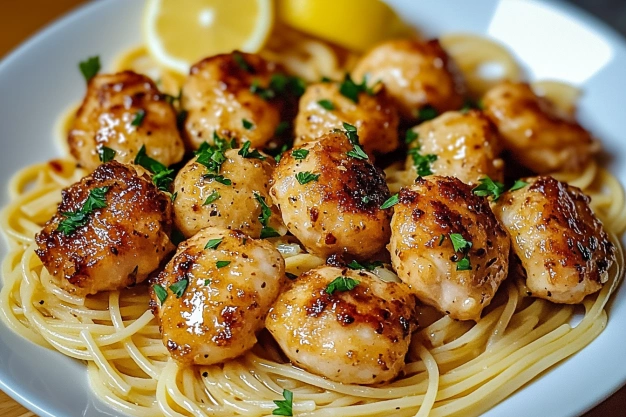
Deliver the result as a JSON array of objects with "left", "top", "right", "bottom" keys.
[{"left": 0, "top": 0, "right": 625, "bottom": 416}]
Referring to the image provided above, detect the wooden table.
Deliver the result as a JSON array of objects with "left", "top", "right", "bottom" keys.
[{"left": 1, "top": 1, "right": 625, "bottom": 416}]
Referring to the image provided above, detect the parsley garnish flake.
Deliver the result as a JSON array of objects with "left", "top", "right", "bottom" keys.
[
  {"left": 272, "top": 389, "right": 293, "bottom": 416},
  {"left": 57, "top": 186, "right": 109, "bottom": 235},
  {"left": 79, "top": 56, "right": 101, "bottom": 82},
  {"left": 325, "top": 276, "right": 360, "bottom": 295}
]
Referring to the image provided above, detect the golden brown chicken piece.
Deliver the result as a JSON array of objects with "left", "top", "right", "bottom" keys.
[
  {"left": 151, "top": 227, "right": 285, "bottom": 365},
  {"left": 172, "top": 146, "right": 285, "bottom": 238},
  {"left": 266, "top": 265, "right": 416, "bottom": 384},
  {"left": 352, "top": 39, "right": 465, "bottom": 122},
  {"left": 294, "top": 82, "right": 399, "bottom": 155},
  {"left": 270, "top": 131, "right": 392, "bottom": 260},
  {"left": 482, "top": 81, "right": 598, "bottom": 173},
  {"left": 388, "top": 176, "right": 510, "bottom": 321},
  {"left": 181, "top": 52, "right": 287, "bottom": 151},
  {"left": 494, "top": 176, "right": 615, "bottom": 303},
  {"left": 68, "top": 71, "right": 185, "bottom": 172},
  {"left": 405, "top": 110, "right": 504, "bottom": 185},
  {"left": 35, "top": 161, "right": 175, "bottom": 296}
]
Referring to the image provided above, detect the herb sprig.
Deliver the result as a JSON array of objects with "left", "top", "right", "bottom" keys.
[
  {"left": 57, "top": 186, "right": 109, "bottom": 235},
  {"left": 134, "top": 145, "right": 175, "bottom": 192}
]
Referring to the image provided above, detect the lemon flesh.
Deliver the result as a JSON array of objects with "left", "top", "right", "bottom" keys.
[
  {"left": 278, "top": 0, "right": 410, "bottom": 52},
  {"left": 144, "top": 0, "right": 273, "bottom": 74}
]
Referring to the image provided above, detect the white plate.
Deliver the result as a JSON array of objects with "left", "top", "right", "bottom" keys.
[{"left": 1, "top": 0, "right": 625, "bottom": 416}]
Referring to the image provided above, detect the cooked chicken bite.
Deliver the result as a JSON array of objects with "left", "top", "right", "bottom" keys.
[
  {"left": 270, "top": 131, "right": 392, "bottom": 259},
  {"left": 35, "top": 161, "right": 175, "bottom": 296},
  {"left": 68, "top": 71, "right": 185, "bottom": 172},
  {"left": 352, "top": 39, "right": 465, "bottom": 121},
  {"left": 266, "top": 265, "right": 417, "bottom": 384},
  {"left": 405, "top": 110, "right": 504, "bottom": 185},
  {"left": 172, "top": 146, "right": 284, "bottom": 238},
  {"left": 388, "top": 176, "right": 510, "bottom": 321},
  {"left": 494, "top": 176, "right": 615, "bottom": 303},
  {"left": 294, "top": 82, "right": 399, "bottom": 155},
  {"left": 181, "top": 52, "right": 286, "bottom": 150},
  {"left": 151, "top": 227, "right": 285, "bottom": 365},
  {"left": 482, "top": 81, "right": 598, "bottom": 173}
]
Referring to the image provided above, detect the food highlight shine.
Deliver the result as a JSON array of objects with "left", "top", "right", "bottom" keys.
[{"left": 0, "top": 3, "right": 625, "bottom": 417}]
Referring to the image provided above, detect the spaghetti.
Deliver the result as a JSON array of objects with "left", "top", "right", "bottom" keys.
[{"left": 1, "top": 31, "right": 625, "bottom": 417}]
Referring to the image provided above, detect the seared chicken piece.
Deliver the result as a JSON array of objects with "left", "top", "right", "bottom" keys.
[
  {"left": 35, "top": 161, "right": 175, "bottom": 296},
  {"left": 172, "top": 147, "right": 285, "bottom": 238},
  {"left": 151, "top": 227, "right": 285, "bottom": 365},
  {"left": 388, "top": 176, "right": 510, "bottom": 321},
  {"left": 181, "top": 52, "right": 285, "bottom": 150},
  {"left": 483, "top": 81, "right": 598, "bottom": 173},
  {"left": 352, "top": 39, "right": 465, "bottom": 121},
  {"left": 405, "top": 110, "right": 504, "bottom": 185},
  {"left": 266, "top": 265, "right": 417, "bottom": 384},
  {"left": 270, "top": 131, "right": 392, "bottom": 259},
  {"left": 494, "top": 176, "right": 615, "bottom": 303},
  {"left": 294, "top": 82, "right": 399, "bottom": 155},
  {"left": 68, "top": 71, "right": 185, "bottom": 172}
]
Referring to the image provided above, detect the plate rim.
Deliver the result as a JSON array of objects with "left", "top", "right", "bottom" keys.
[{"left": 1, "top": 0, "right": 626, "bottom": 416}]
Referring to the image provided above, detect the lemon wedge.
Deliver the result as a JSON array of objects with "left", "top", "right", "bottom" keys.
[
  {"left": 143, "top": 0, "right": 273, "bottom": 74},
  {"left": 277, "top": 0, "right": 411, "bottom": 52}
]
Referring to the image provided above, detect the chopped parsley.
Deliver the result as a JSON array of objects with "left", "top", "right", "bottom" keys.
[
  {"left": 171, "top": 229, "right": 185, "bottom": 246},
  {"left": 347, "top": 260, "right": 383, "bottom": 271},
  {"left": 203, "top": 173, "right": 232, "bottom": 186},
  {"left": 203, "top": 190, "right": 220, "bottom": 205},
  {"left": 438, "top": 234, "right": 446, "bottom": 246},
  {"left": 291, "top": 149, "right": 309, "bottom": 160},
  {"left": 170, "top": 191, "right": 178, "bottom": 202},
  {"left": 325, "top": 276, "right": 360, "bottom": 295},
  {"left": 205, "top": 238, "right": 223, "bottom": 250},
  {"left": 342, "top": 122, "right": 368, "bottom": 160},
  {"left": 273, "top": 143, "right": 290, "bottom": 162},
  {"left": 238, "top": 141, "right": 265, "bottom": 160},
  {"left": 460, "top": 99, "right": 483, "bottom": 113},
  {"left": 405, "top": 130, "right": 419, "bottom": 145},
  {"left": 275, "top": 121, "right": 290, "bottom": 136},
  {"left": 134, "top": 146, "right": 175, "bottom": 192},
  {"left": 57, "top": 186, "right": 109, "bottom": 235},
  {"left": 472, "top": 176, "right": 505, "bottom": 201},
  {"left": 347, "top": 144, "right": 368, "bottom": 160},
  {"left": 204, "top": 279, "right": 212, "bottom": 286},
  {"left": 456, "top": 256, "right": 472, "bottom": 271},
  {"left": 169, "top": 279, "right": 188, "bottom": 298},
  {"left": 242, "top": 118, "right": 254, "bottom": 130},
  {"left": 153, "top": 284, "right": 168, "bottom": 305},
  {"left": 317, "top": 99, "right": 335, "bottom": 110},
  {"left": 254, "top": 192, "right": 281, "bottom": 238},
  {"left": 79, "top": 56, "right": 100, "bottom": 82},
  {"left": 233, "top": 52, "right": 252, "bottom": 72},
  {"left": 251, "top": 74, "right": 306, "bottom": 100},
  {"left": 407, "top": 148, "right": 437, "bottom": 177},
  {"left": 380, "top": 194, "right": 399, "bottom": 209},
  {"left": 361, "top": 195, "right": 370, "bottom": 204},
  {"left": 272, "top": 389, "right": 293, "bottom": 416},
  {"left": 449, "top": 233, "right": 472, "bottom": 253},
  {"left": 295, "top": 171, "right": 319, "bottom": 185},
  {"left": 509, "top": 179, "right": 529, "bottom": 192},
  {"left": 131, "top": 109, "right": 146, "bottom": 127},
  {"left": 342, "top": 122, "right": 359, "bottom": 145},
  {"left": 195, "top": 134, "right": 234, "bottom": 185},
  {"left": 216, "top": 260, "right": 231, "bottom": 268},
  {"left": 417, "top": 105, "right": 438, "bottom": 122},
  {"left": 339, "top": 73, "right": 377, "bottom": 103},
  {"left": 448, "top": 233, "right": 473, "bottom": 271},
  {"left": 98, "top": 146, "right": 116, "bottom": 163}
]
